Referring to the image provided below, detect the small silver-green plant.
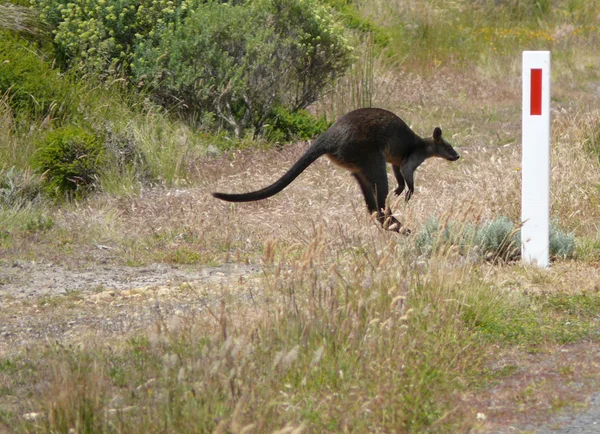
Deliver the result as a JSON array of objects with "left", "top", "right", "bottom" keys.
[
  {"left": 550, "top": 219, "right": 575, "bottom": 260},
  {"left": 473, "top": 216, "right": 520, "bottom": 261},
  {"left": 416, "top": 216, "right": 574, "bottom": 262},
  {"left": 0, "top": 167, "right": 44, "bottom": 208}
]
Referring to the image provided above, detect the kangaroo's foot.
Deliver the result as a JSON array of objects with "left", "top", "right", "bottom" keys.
[{"left": 382, "top": 213, "right": 412, "bottom": 235}]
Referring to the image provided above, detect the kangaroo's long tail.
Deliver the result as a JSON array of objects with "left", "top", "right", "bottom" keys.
[{"left": 212, "top": 138, "right": 329, "bottom": 203}]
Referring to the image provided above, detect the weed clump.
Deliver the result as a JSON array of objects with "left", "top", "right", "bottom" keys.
[
  {"left": 582, "top": 116, "right": 600, "bottom": 166},
  {"left": 32, "top": 126, "right": 105, "bottom": 200},
  {"left": 0, "top": 167, "right": 44, "bottom": 208}
]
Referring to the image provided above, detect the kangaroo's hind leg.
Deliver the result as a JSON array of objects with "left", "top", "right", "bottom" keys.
[
  {"left": 353, "top": 155, "right": 402, "bottom": 231},
  {"left": 352, "top": 172, "right": 378, "bottom": 217}
]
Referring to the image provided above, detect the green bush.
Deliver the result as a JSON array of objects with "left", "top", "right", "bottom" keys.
[
  {"left": 263, "top": 107, "right": 331, "bottom": 142},
  {"left": 32, "top": 126, "right": 106, "bottom": 199},
  {"left": 0, "top": 31, "right": 77, "bottom": 125},
  {"left": 32, "top": 0, "right": 352, "bottom": 137},
  {"left": 33, "top": 0, "right": 195, "bottom": 74},
  {"left": 133, "top": 0, "right": 352, "bottom": 136}
]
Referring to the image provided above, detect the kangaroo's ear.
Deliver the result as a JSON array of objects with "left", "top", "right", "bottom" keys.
[{"left": 433, "top": 127, "right": 443, "bottom": 143}]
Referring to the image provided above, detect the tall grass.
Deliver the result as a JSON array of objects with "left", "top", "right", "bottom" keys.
[
  {"left": 316, "top": 36, "right": 378, "bottom": 119},
  {"left": 0, "top": 3, "right": 45, "bottom": 35},
  {"left": 10, "top": 232, "right": 600, "bottom": 433},
  {"left": 582, "top": 113, "right": 600, "bottom": 165}
]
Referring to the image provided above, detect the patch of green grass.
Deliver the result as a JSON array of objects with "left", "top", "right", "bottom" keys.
[
  {"left": 0, "top": 198, "right": 54, "bottom": 240},
  {"left": 493, "top": 364, "right": 521, "bottom": 379},
  {"left": 326, "top": 0, "right": 391, "bottom": 47},
  {"left": 0, "top": 358, "right": 18, "bottom": 374},
  {"left": 546, "top": 292, "right": 600, "bottom": 318},
  {"left": 468, "top": 291, "right": 600, "bottom": 347},
  {"left": 161, "top": 247, "right": 204, "bottom": 265},
  {"left": 576, "top": 234, "right": 600, "bottom": 262},
  {"left": 0, "top": 409, "right": 16, "bottom": 429}
]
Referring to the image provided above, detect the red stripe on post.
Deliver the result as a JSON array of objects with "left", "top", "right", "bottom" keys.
[{"left": 530, "top": 68, "right": 542, "bottom": 115}]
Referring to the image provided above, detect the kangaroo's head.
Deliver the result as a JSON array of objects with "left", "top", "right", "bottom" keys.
[{"left": 431, "top": 127, "right": 460, "bottom": 161}]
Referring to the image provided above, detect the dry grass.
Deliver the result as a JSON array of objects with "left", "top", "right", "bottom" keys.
[
  {"left": 2, "top": 1, "right": 600, "bottom": 432},
  {"left": 0, "top": 4, "right": 45, "bottom": 35}
]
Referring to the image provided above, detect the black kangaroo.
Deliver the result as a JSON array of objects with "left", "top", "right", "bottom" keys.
[{"left": 212, "top": 108, "right": 460, "bottom": 231}]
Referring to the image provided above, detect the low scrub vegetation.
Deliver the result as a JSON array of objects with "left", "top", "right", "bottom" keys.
[
  {"left": 0, "top": 31, "right": 78, "bottom": 126},
  {"left": 32, "top": 126, "right": 106, "bottom": 199},
  {"left": 415, "top": 216, "right": 575, "bottom": 261},
  {"left": 31, "top": 0, "right": 353, "bottom": 136}
]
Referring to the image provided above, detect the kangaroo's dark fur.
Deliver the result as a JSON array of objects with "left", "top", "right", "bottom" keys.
[{"left": 212, "top": 108, "right": 460, "bottom": 231}]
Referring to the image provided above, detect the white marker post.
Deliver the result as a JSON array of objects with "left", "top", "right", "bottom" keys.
[{"left": 521, "top": 51, "right": 551, "bottom": 268}]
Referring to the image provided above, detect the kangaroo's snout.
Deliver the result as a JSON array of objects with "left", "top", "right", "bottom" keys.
[{"left": 450, "top": 153, "right": 460, "bottom": 161}]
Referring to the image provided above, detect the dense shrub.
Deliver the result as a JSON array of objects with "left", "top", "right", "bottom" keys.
[
  {"left": 263, "top": 106, "right": 331, "bottom": 142},
  {"left": 132, "top": 0, "right": 352, "bottom": 136},
  {"left": 33, "top": 0, "right": 352, "bottom": 137},
  {"left": 0, "top": 31, "right": 77, "bottom": 125},
  {"left": 32, "top": 126, "right": 105, "bottom": 199},
  {"left": 33, "top": 0, "right": 195, "bottom": 74}
]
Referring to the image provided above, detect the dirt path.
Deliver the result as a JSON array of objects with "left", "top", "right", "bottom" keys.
[
  {"left": 0, "top": 260, "right": 260, "bottom": 300},
  {"left": 0, "top": 260, "right": 263, "bottom": 358}
]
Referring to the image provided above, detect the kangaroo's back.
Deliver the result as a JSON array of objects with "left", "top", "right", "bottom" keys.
[
  {"left": 331, "top": 108, "right": 418, "bottom": 145},
  {"left": 323, "top": 108, "right": 419, "bottom": 166}
]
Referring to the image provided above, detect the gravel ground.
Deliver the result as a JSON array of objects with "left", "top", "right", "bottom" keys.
[
  {"left": 0, "top": 260, "right": 260, "bottom": 300},
  {"left": 520, "top": 394, "right": 600, "bottom": 434},
  {"left": 0, "top": 261, "right": 263, "bottom": 355}
]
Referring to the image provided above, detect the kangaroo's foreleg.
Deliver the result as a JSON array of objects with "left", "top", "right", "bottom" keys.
[
  {"left": 400, "top": 154, "right": 426, "bottom": 202},
  {"left": 392, "top": 164, "right": 405, "bottom": 196},
  {"left": 400, "top": 164, "right": 416, "bottom": 202}
]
